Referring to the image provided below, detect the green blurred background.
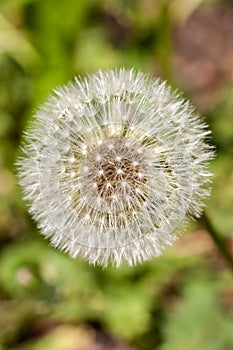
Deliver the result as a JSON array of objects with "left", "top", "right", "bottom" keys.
[{"left": 0, "top": 0, "right": 233, "bottom": 349}]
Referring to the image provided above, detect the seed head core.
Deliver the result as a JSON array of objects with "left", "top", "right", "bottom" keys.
[{"left": 82, "top": 137, "right": 147, "bottom": 204}]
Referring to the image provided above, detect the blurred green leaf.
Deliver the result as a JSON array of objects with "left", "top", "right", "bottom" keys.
[
  {"left": 0, "top": 239, "right": 96, "bottom": 300},
  {"left": 74, "top": 27, "right": 120, "bottom": 73},
  {"left": 160, "top": 279, "right": 233, "bottom": 350},
  {"left": 104, "top": 284, "right": 151, "bottom": 339},
  {"left": 0, "top": 14, "right": 40, "bottom": 69}
]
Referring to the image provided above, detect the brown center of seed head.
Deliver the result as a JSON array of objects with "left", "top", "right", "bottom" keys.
[{"left": 85, "top": 137, "right": 147, "bottom": 202}]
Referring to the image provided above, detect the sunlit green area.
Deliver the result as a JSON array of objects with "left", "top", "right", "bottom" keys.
[{"left": 0, "top": 1, "right": 233, "bottom": 349}]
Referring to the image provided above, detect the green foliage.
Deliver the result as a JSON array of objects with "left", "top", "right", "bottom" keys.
[{"left": 160, "top": 279, "right": 233, "bottom": 350}]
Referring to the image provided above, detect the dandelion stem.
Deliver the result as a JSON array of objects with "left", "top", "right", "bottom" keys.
[{"left": 202, "top": 212, "right": 233, "bottom": 270}]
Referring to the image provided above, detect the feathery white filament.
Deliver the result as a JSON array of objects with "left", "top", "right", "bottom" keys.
[{"left": 17, "top": 68, "right": 214, "bottom": 267}]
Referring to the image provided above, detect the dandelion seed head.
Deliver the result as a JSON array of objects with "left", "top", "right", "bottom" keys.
[{"left": 17, "top": 68, "right": 214, "bottom": 267}]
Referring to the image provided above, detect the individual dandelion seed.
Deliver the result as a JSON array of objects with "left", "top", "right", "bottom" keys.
[{"left": 17, "top": 68, "right": 214, "bottom": 267}]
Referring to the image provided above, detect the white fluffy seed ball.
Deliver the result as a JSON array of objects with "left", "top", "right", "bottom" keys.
[{"left": 17, "top": 68, "right": 214, "bottom": 267}]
